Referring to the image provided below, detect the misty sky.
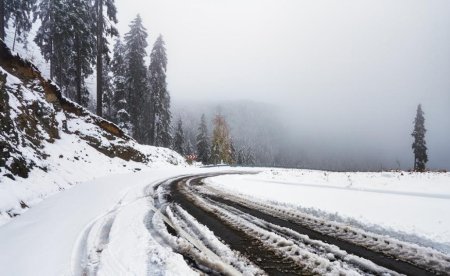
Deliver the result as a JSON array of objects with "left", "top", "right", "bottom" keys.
[{"left": 115, "top": 0, "right": 450, "bottom": 169}]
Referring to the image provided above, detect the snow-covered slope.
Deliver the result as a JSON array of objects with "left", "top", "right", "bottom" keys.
[{"left": 0, "top": 40, "right": 185, "bottom": 225}]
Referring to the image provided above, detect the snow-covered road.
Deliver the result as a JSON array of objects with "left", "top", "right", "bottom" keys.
[
  {"left": 162, "top": 174, "right": 450, "bottom": 275},
  {"left": 1, "top": 168, "right": 449, "bottom": 275},
  {"left": 0, "top": 168, "right": 246, "bottom": 276}
]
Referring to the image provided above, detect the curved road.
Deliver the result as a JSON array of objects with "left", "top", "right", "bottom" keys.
[{"left": 162, "top": 173, "right": 447, "bottom": 276}]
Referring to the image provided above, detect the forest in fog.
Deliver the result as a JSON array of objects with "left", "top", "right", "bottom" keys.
[{"left": 2, "top": 0, "right": 449, "bottom": 171}]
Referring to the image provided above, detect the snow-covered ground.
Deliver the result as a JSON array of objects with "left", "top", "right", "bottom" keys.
[
  {"left": 206, "top": 169, "right": 450, "bottom": 253},
  {"left": 2, "top": 165, "right": 450, "bottom": 275},
  {"left": 0, "top": 167, "right": 252, "bottom": 276},
  {"left": 0, "top": 66, "right": 184, "bottom": 225}
]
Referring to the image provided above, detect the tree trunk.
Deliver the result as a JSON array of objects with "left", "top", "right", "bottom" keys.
[
  {"left": 50, "top": 39, "right": 54, "bottom": 80},
  {"left": 75, "top": 34, "right": 82, "bottom": 104},
  {"left": 96, "top": 0, "right": 103, "bottom": 116},
  {"left": 50, "top": 12, "right": 55, "bottom": 80},
  {"left": 0, "top": 0, "right": 4, "bottom": 41}
]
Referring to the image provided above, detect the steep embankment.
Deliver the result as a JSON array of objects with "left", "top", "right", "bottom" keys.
[{"left": 0, "top": 41, "right": 185, "bottom": 224}]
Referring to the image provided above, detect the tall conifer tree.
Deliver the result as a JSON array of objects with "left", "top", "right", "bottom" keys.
[
  {"left": 70, "top": 0, "right": 96, "bottom": 106},
  {"left": 34, "top": 0, "right": 68, "bottom": 82},
  {"left": 94, "top": 0, "right": 118, "bottom": 116},
  {"left": 124, "top": 15, "right": 148, "bottom": 141},
  {"left": 35, "top": 0, "right": 95, "bottom": 106},
  {"left": 111, "top": 38, "right": 131, "bottom": 133},
  {"left": 102, "top": 57, "right": 114, "bottom": 120},
  {"left": 173, "top": 118, "right": 185, "bottom": 155},
  {"left": 412, "top": 104, "right": 428, "bottom": 171},
  {"left": 196, "top": 114, "right": 210, "bottom": 164},
  {"left": 149, "top": 34, "right": 171, "bottom": 147},
  {"left": 1, "top": 0, "right": 36, "bottom": 41}
]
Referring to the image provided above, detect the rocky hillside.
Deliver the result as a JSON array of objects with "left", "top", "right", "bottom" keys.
[{"left": 0, "top": 41, "right": 185, "bottom": 223}]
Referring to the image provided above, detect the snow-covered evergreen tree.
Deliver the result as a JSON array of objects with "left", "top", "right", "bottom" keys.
[
  {"left": 236, "top": 146, "right": 256, "bottom": 166},
  {"left": 124, "top": 14, "right": 148, "bottom": 142},
  {"left": 69, "top": 0, "right": 96, "bottom": 106},
  {"left": 196, "top": 114, "right": 210, "bottom": 164},
  {"left": 110, "top": 38, "right": 131, "bottom": 133},
  {"left": 34, "top": 0, "right": 69, "bottom": 82},
  {"left": 93, "top": 0, "right": 118, "bottom": 116},
  {"left": 173, "top": 118, "right": 185, "bottom": 155},
  {"left": 185, "top": 138, "right": 194, "bottom": 156},
  {"left": 0, "top": 0, "right": 36, "bottom": 42},
  {"left": 149, "top": 34, "right": 171, "bottom": 147},
  {"left": 230, "top": 139, "right": 236, "bottom": 165},
  {"left": 111, "top": 38, "right": 131, "bottom": 134},
  {"left": 35, "top": 0, "right": 95, "bottom": 107},
  {"left": 412, "top": 104, "right": 428, "bottom": 172},
  {"left": 102, "top": 57, "right": 114, "bottom": 120}
]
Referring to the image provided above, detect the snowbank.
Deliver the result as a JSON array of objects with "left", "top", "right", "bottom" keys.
[
  {"left": 206, "top": 169, "right": 450, "bottom": 252},
  {"left": 0, "top": 167, "right": 238, "bottom": 276}
]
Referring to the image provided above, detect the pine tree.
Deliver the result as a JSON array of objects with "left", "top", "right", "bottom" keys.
[
  {"left": 102, "top": 57, "right": 114, "bottom": 120},
  {"left": 124, "top": 14, "right": 148, "bottom": 141},
  {"left": 94, "top": 0, "right": 118, "bottom": 116},
  {"left": 34, "top": 0, "right": 69, "bottom": 82},
  {"left": 1, "top": 0, "right": 36, "bottom": 42},
  {"left": 70, "top": 0, "right": 96, "bottom": 106},
  {"left": 173, "top": 118, "right": 185, "bottom": 155},
  {"left": 237, "top": 150, "right": 244, "bottom": 165},
  {"left": 111, "top": 38, "right": 131, "bottom": 133},
  {"left": 185, "top": 138, "right": 194, "bottom": 156},
  {"left": 149, "top": 34, "right": 171, "bottom": 147},
  {"left": 236, "top": 146, "right": 256, "bottom": 166},
  {"left": 411, "top": 104, "right": 428, "bottom": 172},
  {"left": 196, "top": 114, "right": 210, "bottom": 164},
  {"left": 230, "top": 140, "right": 236, "bottom": 165},
  {"left": 210, "top": 114, "right": 233, "bottom": 164},
  {"left": 35, "top": 0, "right": 95, "bottom": 107}
]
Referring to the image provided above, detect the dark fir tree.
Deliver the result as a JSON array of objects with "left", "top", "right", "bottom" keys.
[
  {"left": 196, "top": 114, "right": 210, "bottom": 164},
  {"left": 35, "top": 0, "right": 95, "bottom": 106},
  {"left": 230, "top": 139, "right": 236, "bottom": 165},
  {"left": 102, "top": 57, "right": 114, "bottom": 120},
  {"left": 94, "top": 0, "right": 118, "bottom": 116},
  {"left": 237, "top": 146, "right": 256, "bottom": 166},
  {"left": 173, "top": 118, "right": 185, "bottom": 155},
  {"left": 411, "top": 104, "right": 428, "bottom": 172},
  {"left": 34, "top": 0, "right": 68, "bottom": 81},
  {"left": 185, "top": 139, "right": 194, "bottom": 156},
  {"left": 237, "top": 150, "right": 244, "bottom": 165},
  {"left": 149, "top": 34, "right": 171, "bottom": 147},
  {"left": 111, "top": 38, "right": 131, "bottom": 133},
  {"left": 124, "top": 15, "right": 148, "bottom": 141},
  {"left": 69, "top": 0, "right": 96, "bottom": 106},
  {"left": 0, "top": 0, "right": 36, "bottom": 42}
]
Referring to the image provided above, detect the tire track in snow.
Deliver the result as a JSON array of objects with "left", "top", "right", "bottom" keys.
[
  {"left": 170, "top": 178, "right": 315, "bottom": 275},
  {"left": 165, "top": 174, "right": 448, "bottom": 275},
  {"left": 199, "top": 183, "right": 450, "bottom": 275}
]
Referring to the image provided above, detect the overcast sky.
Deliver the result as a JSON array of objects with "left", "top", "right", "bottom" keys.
[{"left": 115, "top": 0, "right": 450, "bottom": 169}]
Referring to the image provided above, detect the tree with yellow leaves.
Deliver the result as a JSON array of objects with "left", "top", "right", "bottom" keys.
[{"left": 210, "top": 114, "right": 234, "bottom": 164}]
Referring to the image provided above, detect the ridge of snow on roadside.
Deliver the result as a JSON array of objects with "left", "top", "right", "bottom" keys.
[{"left": 205, "top": 169, "right": 450, "bottom": 253}]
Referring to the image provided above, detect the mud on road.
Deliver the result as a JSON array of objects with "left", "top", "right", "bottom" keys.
[{"left": 163, "top": 174, "right": 448, "bottom": 276}]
